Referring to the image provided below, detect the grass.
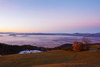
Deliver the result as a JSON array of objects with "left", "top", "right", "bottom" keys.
[
  {"left": 62, "top": 48, "right": 73, "bottom": 51},
  {"left": 0, "top": 50, "right": 100, "bottom": 67},
  {"left": 33, "top": 63, "right": 100, "bottom": 67},
  {"left": 89, "top": 45, "right": 100, "bottom": 49}
]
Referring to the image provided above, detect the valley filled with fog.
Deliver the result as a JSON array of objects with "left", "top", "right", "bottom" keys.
[{"left": 0, "top": 34, "right": 100, "bottom": 48}]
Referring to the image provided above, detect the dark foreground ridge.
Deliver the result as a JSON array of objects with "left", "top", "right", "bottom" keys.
[
  {"left": 0, "top": 43, "right": 50, "bottom": 55},
  {"left": 0, "top": 43, "right": 73, "bottom": 55},
  {"left": 1, "top": 42, "right": 100, "bottom": 55}
]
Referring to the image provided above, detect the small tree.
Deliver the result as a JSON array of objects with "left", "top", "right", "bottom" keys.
[
  {"left": 81, "top": 37, "right": 91, "bottom": 50},
  {"left": 82, "top": 37, "right": 91, "bottom": 44}
]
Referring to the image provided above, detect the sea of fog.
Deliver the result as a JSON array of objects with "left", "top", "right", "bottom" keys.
[{"left": 0, "top": 34, "right": 100, "bottom": 48}]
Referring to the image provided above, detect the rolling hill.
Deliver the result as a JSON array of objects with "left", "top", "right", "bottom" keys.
[{"left": 0, "top": 50, "right": 100, "bottom": 67}]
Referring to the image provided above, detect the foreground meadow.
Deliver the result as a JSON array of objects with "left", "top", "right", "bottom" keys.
[{"left": 0, "top": 49, "right": 100, "bottom": 67}]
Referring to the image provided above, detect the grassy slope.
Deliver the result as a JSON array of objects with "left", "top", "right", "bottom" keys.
[{"left": 0, "top": 50, "right": 100, "bottom": 67}]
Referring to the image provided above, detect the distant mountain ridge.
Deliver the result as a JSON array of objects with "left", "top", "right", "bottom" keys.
[{"left": 0, "top": 32, "right": 100, "bottom": 37}]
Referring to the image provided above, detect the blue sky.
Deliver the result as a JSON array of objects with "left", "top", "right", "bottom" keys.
[{"left": 0, "top": 0, "right": 100, "bottom": 33}]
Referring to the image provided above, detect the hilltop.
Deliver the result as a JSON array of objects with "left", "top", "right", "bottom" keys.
[
  {"left": 0, "top": 43, "right": 100, "bottom": 67},
  {"left": 0, "top": 50, "right": 100, "bottom": 67}
]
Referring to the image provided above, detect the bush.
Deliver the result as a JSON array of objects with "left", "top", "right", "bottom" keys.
[{"left": 72, "top": 41, "right": 84, "bottom": 51}]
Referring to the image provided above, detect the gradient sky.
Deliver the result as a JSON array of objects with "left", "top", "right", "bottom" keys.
[{"left": 0, "top": 0, "right": 100, "bottom": 33}]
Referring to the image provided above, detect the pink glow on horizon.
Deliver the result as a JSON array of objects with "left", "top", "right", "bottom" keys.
[{"left": 0, "top": 0, "right": 100, "bottom": 33}]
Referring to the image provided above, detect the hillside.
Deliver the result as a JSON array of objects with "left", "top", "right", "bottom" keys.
[
  {"left": 0, "top": 50, "right": 100, "bottom": 67},
  {"left": 0, "top": 43, "right": 72, "bottom": 55},
  {"left": 0, "top": 43, "right": 51, "bottom": 55},
  {"left": 53, "top": 43, "right": 72, "bottom": 50}
]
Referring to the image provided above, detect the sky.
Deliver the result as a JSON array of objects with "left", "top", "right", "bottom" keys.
[{"left": 0, "top": 0, "right": 100, "bottom": 33}]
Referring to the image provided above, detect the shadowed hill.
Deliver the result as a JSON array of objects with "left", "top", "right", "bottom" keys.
[
  {"left": 0, "top": 43, "right": 50, "bottom": 55},
  {"left": 0, "top": 42, "right": 99, "bottom": 55},
  {"left": 53, "top": 43, "right": 72, "bottom": 50},
  {"left": 0, "top": 43, "right": 72, "bottom": 55}
]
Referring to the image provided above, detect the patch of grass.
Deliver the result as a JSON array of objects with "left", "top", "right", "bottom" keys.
[
  {"left": 33, "top": 63, "right": 100, "bottom": 67},
  {"left": 0, "top": 50, "right": 100, "bottom": 67},
  {"left": 62, "top": 48, "right": 73, "bottom": 51},
  {"left": 89, "top": 45, "right": 100, "bottom": 49}
]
